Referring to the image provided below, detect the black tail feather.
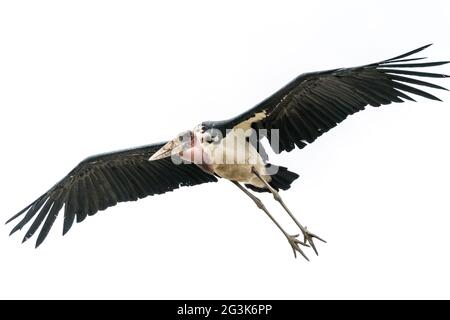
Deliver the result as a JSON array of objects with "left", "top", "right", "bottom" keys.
[{"left": 246, "top": 165, "right": 299, "bottom": 193}]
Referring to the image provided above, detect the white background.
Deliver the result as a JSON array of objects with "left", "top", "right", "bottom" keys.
[{"left": 0, "top": 0, "right": 449, "bottom": 300}]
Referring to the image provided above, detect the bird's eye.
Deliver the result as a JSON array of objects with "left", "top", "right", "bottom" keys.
[
  {"left": 203, "top": 133, "right": 212, "bottom": 143},
  {"left": 202, "top": 129, "right": 221, "bottom": 144},
  {"left": 205, "top": 134, "right": 220, "bottom": 144}
]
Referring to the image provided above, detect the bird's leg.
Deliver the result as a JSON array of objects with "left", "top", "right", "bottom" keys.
[
  {"left": 231, "top": 181, "right": 310, "bottom": 260},
  {"left": 251, "top": 167, "right": 326, "bottom": 256}
]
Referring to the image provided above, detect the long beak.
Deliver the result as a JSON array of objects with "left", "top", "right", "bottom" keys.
[{"left": 149, "top": 139, "right": 186, "bottom": 161}]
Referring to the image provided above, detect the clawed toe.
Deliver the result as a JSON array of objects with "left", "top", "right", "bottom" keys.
[
  {"left": 302, "top": 227, "right": 326, "bottom": 256},
  {"left": 287, "top": 234, "right": 310, "bottom": 261}
]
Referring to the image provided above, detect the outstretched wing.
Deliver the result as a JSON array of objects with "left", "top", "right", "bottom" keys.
[
  {"left": 7, "top": 142, "right": 218, "bottom": 247},
  {"left": 206, "top": 44, "right": 449, "bottom": 153}
]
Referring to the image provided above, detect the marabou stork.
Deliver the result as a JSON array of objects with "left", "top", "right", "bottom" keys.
[{"left": 7, "top": 44, "right": 449, "bottom": 260}]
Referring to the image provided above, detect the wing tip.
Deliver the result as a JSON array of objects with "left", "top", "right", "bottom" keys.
[
  {"left": 9, "top": 227, "right": 20, "bottom": 237},
  {"left": 386, "top": 43, "right": 435, "bottom": 63},
  {"left": 5, "top": 216, "right": 16, "bottom": 225},
  {"left": 62, "top": 226, "right": 71, "bottom": 236},
  {"left": 21, "top": 234, "right": 42, "bottom": 248},
  {"left": 5, "top": 202, "right": 36, "bottom": 225},
  {"left": 35, "top": 238, "right": 44, "bottom": 249},
  {"left": 418, "top": 43, "right": 433, "bottom": 51}
]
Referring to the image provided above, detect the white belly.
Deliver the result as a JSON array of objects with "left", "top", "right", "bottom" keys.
[{"left": 202, "top": 129, "right": 270, "bottom": 188}]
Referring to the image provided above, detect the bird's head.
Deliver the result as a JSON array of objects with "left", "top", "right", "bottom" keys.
[{"left": 149, "top": 124, "right": 223, "bottom": 163}]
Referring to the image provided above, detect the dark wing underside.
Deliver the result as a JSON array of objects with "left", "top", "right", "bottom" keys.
[
  {"left": 206, "top": 44, "right": 449, "bottom": 153},
  {"left": 7, "top": 143, "right": 218, "bottom": 247}
]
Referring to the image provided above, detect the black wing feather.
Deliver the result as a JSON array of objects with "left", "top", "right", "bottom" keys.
[
  {"left": 63, "top": 187, "right": 77, "bottom": 235},
  {"left": 8, "top": 142, "right": 218, "bottom": 247},
  {"left": 206, "top": 44, "right": 448, "bottom": 153},
  {"left": 384, "top": 44, "right": 433, "bottom": 62}
]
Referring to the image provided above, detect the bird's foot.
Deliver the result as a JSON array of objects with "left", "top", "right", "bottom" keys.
[
  {"left": 302, "top": 226, "right": 326, "bottom": 256},
  {"left": 286, "top": 234, "right": 310, "bottom": 260}
]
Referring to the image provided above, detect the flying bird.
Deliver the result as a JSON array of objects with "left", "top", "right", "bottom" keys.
[{"left": 7, "top": 44, "right": 449, "bottom": 260}]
